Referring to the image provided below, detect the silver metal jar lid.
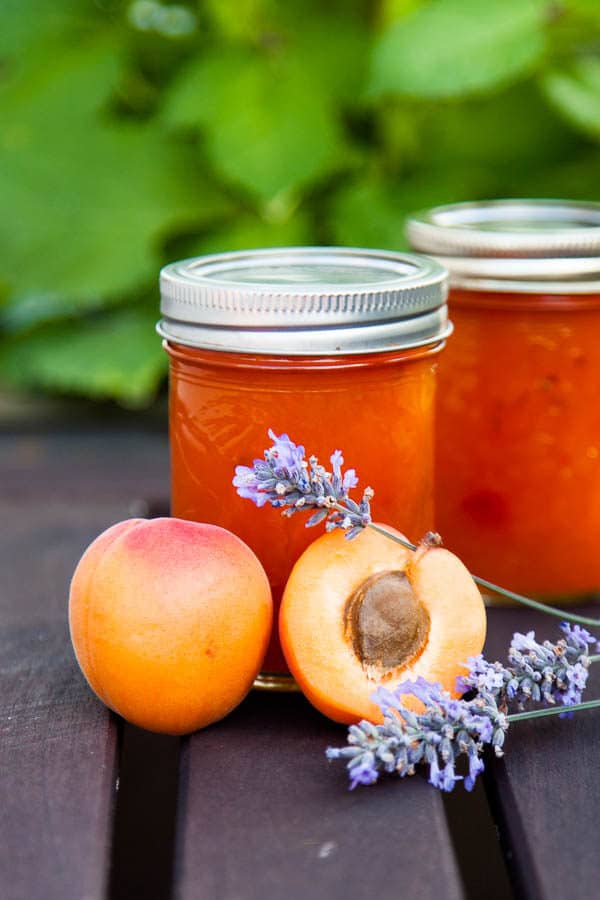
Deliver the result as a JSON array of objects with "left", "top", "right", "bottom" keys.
[
  {"left": 406, "top": 200, "right": 600, "bottom": 294},
  {"left": 158, "top": 247, "right": 450, "bottom": 355}
]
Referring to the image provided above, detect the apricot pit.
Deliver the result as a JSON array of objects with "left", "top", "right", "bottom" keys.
[
  {"left": 279, "top": 526, "right": 486, "bottom": 724},
  {"left": 344, "top": 570, "right": 431, "bottom": 678}
]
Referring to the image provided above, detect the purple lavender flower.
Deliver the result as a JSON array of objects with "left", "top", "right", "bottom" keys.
[
  {"left": 327, "top": 677, "right": 508, "bottom": 793},
  {"left": 465, "top": 749, "right": 485, "bottom": 792},
  {"left": 232, "top": 466, "right": 271, "bottom": 507},
  {"left": 266, "top": 429, "right": 306, "bottom": 471},
  {"left": 457, "top": 624, "right": 598, "bottom": 714},
  {"left": 330, "top": 449, "right": 359, "bottom": 493},
  {"left": 427, "top": 754, "right": 460, "bottom": 791},
  {"left": 348, "top": 754, "right": 379, "bottom": 789},
  {"left": 560, "top": 621, "right": 600, "bottom": 652},
  {"left": 233, "top": 430, "right": 373, "bottom": 538}
]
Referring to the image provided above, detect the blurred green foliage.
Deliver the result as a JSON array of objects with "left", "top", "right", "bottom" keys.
[{"left": 1, "top": 0, "right": 599, "bottom": 406}]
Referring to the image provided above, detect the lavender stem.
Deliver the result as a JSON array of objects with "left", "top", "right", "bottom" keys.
[{"left": 507, "top": 698, "right": 600, "bottom": 723}]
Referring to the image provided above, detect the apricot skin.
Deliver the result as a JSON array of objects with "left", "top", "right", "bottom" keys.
[
  {"left": 69, "top": 517, "right": 272, "bottom": 735},
  {"left": 279, "top": 526, "right": 486, "bottom": 725}
]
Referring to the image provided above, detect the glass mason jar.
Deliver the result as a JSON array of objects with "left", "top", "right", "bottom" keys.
[
  {"left": 158, "top": 247, "right": 450, "bottom": 689},
  {"left": 407, "top": 200, "right": 600, "bottom": 603}
]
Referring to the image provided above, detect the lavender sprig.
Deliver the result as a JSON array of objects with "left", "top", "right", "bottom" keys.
[
  {"left": 328, "top": 687, "right": 600, "bottom": 792},
  {"left": 328, "top": 624, "right": 599, "bottom": 792},
  {"left": 458, "top": 622, "right": 600, "bottom": 713},
  {"left": 326, "top": 677, "right": 508, "bottom": 792},
  {"left": 233, "top": 430, "right": 373, "bottom": 538}
]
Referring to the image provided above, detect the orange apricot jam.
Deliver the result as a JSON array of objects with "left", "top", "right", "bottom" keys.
[
  {"left": 408, "top": 199, "right": 600, "bottom": 601},
  {"left": 158, "top": 248, "right": 449, "bottom": 687}
]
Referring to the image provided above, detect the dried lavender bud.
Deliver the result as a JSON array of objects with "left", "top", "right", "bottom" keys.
[
  {"left": 233, "top": 429, "right": 373, "bottom": 538},
  {"left": 327, "top": 677, "right": 508, "bottom": 793},
  {"left": 457, "top": 623, "right": 599, "bottom": 713},
  {"left": 328, "top": 622, "right": 599, "bottom": 793}
]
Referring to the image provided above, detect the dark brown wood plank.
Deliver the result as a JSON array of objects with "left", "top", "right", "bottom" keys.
[
  {"left": 1, "top": 426, "right": 171, "bottom": 900},
  {"left": 2, "top": 621, "right": 116, "bottom": 900},
  {"left": 175, "top": 690, "right": 464, "bottom": 900},
  {"left": 0, "top": 427, "right": 169, "bottom": 505},
  {"left": 484, "top": 606, "right": 600, "bottom": 900},
  {"left": 0, "top": 503, "right": 130, "bottom": 900}
]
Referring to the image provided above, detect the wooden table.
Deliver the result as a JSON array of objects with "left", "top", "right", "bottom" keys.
[{"left": 2, "top": 423, "right": 599, "bottom": 900}]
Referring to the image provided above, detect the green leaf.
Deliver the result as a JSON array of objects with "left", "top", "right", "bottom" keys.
[
  {"left": 0, "top": 303, "right": 166, "bottom": 407},
  {"left": 0, "top": 0, "right": 101, "bottom": 60},
  {"left": 0, "top": 293, "right": 109, "bottom": 335},
  {"left": 504, "top": 151, "right": 600, "bottom": 201},
  {"left": 202, "top": 0, "right": 368, "bottom": 102},
  {"left": 273, "top": 3, "right": 370, "bottom": 105},
  {"left": 0, "top": 40, "right": 230, "bottom": 322},
  {"left": 329, "top": 170, "right": 493, "bottom": 250},
  {"left": 542, "top": 58, "right": 600, "bottom": 141},
  {"left": 562, "top": 0, "right": 600, "bottom": 19},
  {"left": 420, "top": 83, "right": 576, "bottom": 167},
  {"left": 163, "top": 48, "right": 355, "bottom": 204},
  {"left": 203, "top": 0, "right": 278, "bottom": 42},
  {"left": 379, "top": 0, "right": 423, "bottom": 26},
  {"left": 369, "top": 0, "right": 548, "bottom": 99},
  {"left": 188, "top": 210, "right": 312, "bottom": 256}
]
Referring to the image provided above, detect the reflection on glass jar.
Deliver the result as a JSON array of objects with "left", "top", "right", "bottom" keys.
[
  {"left": 158, "top": 248, "right": 449, "bottom": 687},
  {"left": 408, "top": 199, "right": 600, "bottom": 601}
]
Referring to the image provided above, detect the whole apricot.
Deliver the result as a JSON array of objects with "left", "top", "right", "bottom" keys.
[
  {"left": 69, "top": 517, "right": 272, "bottom": 735},
  {"left": 279, "top": 526, "right": 486, "bottom": 724}
]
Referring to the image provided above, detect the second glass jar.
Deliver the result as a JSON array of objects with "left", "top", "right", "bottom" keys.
[{"left": 408, "top": 199, "right": 600, "bottom": 602}]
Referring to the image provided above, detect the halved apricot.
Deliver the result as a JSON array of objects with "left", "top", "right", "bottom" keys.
[{"left": 279, "top": 526, "right": 486, "bottom": 724}]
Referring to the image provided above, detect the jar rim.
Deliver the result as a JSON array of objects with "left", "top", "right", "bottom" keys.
[
  {"left": 159, "top": 246, "right": 450, "bottom": 355},
  {"left": 156, "top": 318, "right": 454, "bottom": 357},
  {"left": 406, "top": 199, "right": 600, "bottom": 293}
]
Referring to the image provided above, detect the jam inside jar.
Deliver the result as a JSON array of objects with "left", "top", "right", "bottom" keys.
[
  {"left": 435, "top": 289, "right": 600, "bottom": 598},
  {"left": 408, "top": 199, "right": 600, "bottom": 602},
  {"left": 158, "top": 247, "right": 450, "bottom": 688},
  {"left": 166, "top": 343, "right": 442, "bottom": 680}
]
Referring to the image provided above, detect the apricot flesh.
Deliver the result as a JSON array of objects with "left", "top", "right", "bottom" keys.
[
  {"left": 69, "top": 517, "right": 272, "bottom": 735},
  {"left": 279, "top": 526, "right": 486, "bottom": 724}
]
